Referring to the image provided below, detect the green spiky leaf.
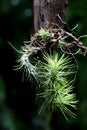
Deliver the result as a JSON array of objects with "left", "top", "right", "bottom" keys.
[{"left": 37, "top": 53, "right": 77, "bottom": 119}]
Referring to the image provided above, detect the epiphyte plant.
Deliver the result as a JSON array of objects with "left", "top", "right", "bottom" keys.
[
  {"left": 37, "top": 53, "right": 77, "bottom": 120},
  {"left": 9, "top": 25, "right": 87, "bottom": 120}
]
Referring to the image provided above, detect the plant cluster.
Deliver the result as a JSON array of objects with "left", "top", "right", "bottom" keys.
[{"left": 9, "top": 25, "right": 87, "bottom": 120}]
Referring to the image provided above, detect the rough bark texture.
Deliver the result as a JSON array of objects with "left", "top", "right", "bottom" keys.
[{"left": 34, "top": 0, "right": 69, "bottom": 32}]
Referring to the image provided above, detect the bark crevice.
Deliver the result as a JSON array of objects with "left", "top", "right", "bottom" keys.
[{"left": 34, "top": 0, "right": 69, "bottom": 32}]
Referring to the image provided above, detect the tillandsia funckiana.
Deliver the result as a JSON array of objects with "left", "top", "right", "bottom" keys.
[{"left": 8, "top": 23, "right": 87, "bottom": 120}]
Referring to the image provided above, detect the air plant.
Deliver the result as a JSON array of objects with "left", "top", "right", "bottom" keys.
[
  {"left": 36, "top": 53, "right": 77, "bottom": 120},
  {"left": 14, "top": 53, "right": 37, "bottom": 80},
  {"left": 9, "top": 25, "right": 87, "bottom": 120},
  {"left": 37, "top": 53, "right": 74, "bottom": 86},
  {"left": 38, "top": 28, "right": 54, "bottom": 40},
  {"left": 8, "top": 42, "right": 39, "bottom": 80}
]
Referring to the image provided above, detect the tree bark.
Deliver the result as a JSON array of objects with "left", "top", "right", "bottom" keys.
[{"left": 33, "top": 0, "right": 69, "bottom": 32}]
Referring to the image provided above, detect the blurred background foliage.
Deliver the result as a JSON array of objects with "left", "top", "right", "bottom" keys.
[{"left": 0, "top": 0, "right": 87, "bottom": 130}]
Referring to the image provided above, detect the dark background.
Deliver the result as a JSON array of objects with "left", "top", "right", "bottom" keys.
[{"left": 0, "top": 0, "right": 87, "bottom": 130}]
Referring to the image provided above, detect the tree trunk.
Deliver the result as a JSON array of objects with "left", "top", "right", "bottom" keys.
[{"left": 33, "top": 0, "right": 69, "bottom": 32}]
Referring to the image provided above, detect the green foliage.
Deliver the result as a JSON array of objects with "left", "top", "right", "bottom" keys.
[
  {"left": 38, "top": 28, "right": 54, "bottom": 42},
  {"left": 14, "top": 53, "right": 37, "bottom": 80},
  {"left": 37, "top": 53, "right": 77, "bottom": 120},
  {"left": 12, "top": 28, "right": 78, "bottom": 119},
  {"left": 37, "top": 54, "right": 74, "bottom": 86}
]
